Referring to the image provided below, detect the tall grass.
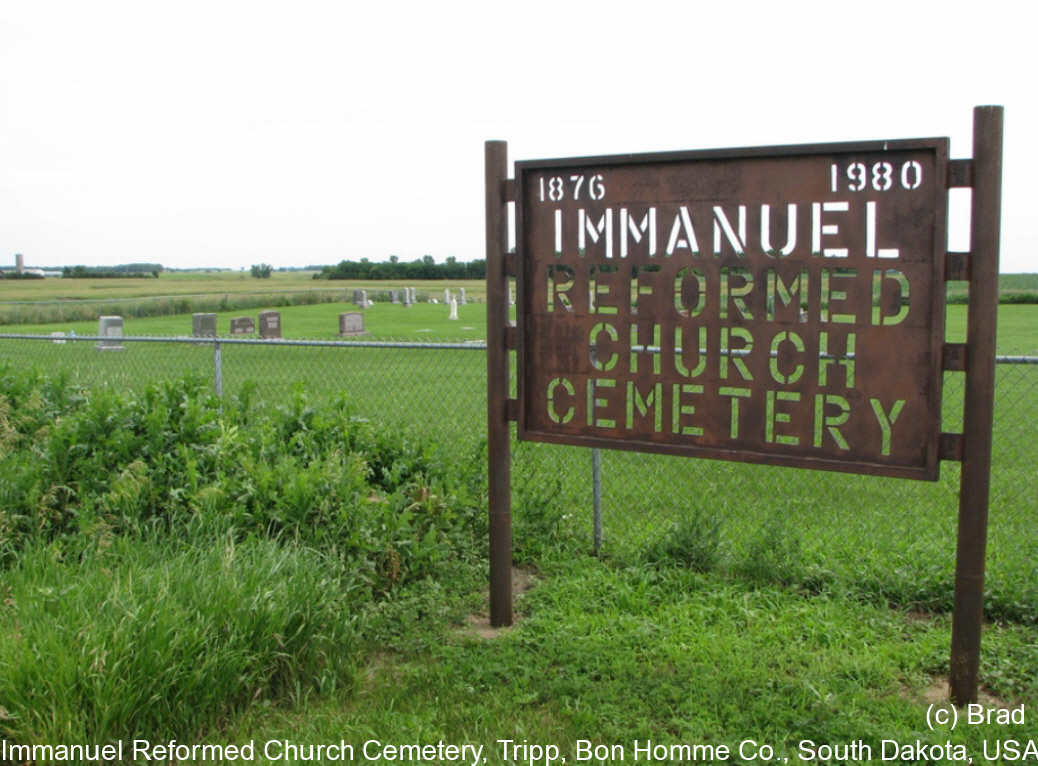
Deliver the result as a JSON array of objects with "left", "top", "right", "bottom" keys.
[
  {"left": 0, "top": 539, "right": 356, "bottom": 742},
  {"left": 0, "top": 367, "right": 491, "bottom": 745}
]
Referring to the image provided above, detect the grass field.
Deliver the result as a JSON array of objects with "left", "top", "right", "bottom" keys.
[
  {"left": 1, "top": 302, "right": 1035, "bottom": 612},
  {"left": 946, "top": 272, "right": 1038, "bottom": 302},
  {"left": 0, "top": 270, "right": 488, "bottom": 302},
  {"left": 0, "top": 271, "right": 488, "bottom": 325},
  {"left": 1, "top": 279, "right": 1036, "bottom": 759},
  {"left": 1, "top": 362, "right": 1035, "bottom": 762},
  {"left": 4, "top": 299, "right": 493, "bottom": 342}
]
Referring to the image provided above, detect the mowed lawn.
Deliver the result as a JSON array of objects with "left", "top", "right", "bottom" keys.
[{"left": 3, "top": 292, "right": 491, "bottom": 340}]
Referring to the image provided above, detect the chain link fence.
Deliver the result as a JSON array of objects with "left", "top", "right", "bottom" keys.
[{"left": 2, "top": 332, "right": 1035, "bottom": 620}]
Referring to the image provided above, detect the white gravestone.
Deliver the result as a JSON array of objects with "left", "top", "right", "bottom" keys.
[
  {"left": 339, "top": 312, "right": 365, "bottom": 336},
  {"left": 459, "top": 287, "right": 466, "bottom": 305},
  {"left": 95, "top": 315, "right": 125, "bottom": 351},
  {"left": 448, "top": 297, "right": 459, "bottom": 320}
]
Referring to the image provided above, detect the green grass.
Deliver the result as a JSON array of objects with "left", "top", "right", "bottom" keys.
[
  {"left": 4, "top": 298, "right": 491, "bottom": 341},
  {"left": 0, "top": 272, "right": 488, "bottom": 325},
  {"left": 0, "top": 270, "right": 487, "bottom": 302},
  {"left": 0, "top": 305, "right": 1034, "bottom": 619},
  {"left": 224, "top": 558, "right": 1038, "bottom": 764},
  {"left": 1, "top": 539, "right": 358, "bottom": 743},
  {"left": 1, "top": 298, "right": 1035, "bottom": 757},
  {"left": 947, "top": 272, "right": 1038, "bottom": 304},
  {"left": 5, "top": 298, "right": 1035, "bottom": 351},
  {"left": 1, "top": 366, "right": 1035, "bottom": 759},
  {"left": 0, "top": 371, "right": 489, "bottom": 745}
]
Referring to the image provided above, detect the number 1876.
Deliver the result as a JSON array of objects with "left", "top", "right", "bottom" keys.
[{"left": 538, "top": 174, "right": 605, "bottom": 202}]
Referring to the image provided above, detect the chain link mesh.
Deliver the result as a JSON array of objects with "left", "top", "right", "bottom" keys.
[{"left": 2, "top": 333, "right": 1034, "bottom": 618}]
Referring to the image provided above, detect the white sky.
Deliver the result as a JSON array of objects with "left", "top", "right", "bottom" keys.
[{"left": 1, "top": 0, "right": 1034, "bottom": 272}]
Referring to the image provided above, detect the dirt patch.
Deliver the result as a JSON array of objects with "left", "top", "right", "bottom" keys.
[
  {"left": 917, "top": 677, "right": 1010, "bottom": 708},
  {"left": 456, "top": 567, "right": 538, "bottom": 640}
]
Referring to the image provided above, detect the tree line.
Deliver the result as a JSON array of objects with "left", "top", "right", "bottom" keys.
[
  {"left": 313, "top": 256, "right": 485, "bottom": 281},
  {"left": 62, "top": 264, "right": 162, "bottom": 278}
]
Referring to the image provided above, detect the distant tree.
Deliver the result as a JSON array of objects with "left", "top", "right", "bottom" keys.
[
  {"left": 250, "top": 263, "right": 273, "bottom": 278},
  {"left": 311, "top": 256, "right": 486, "bottom": 281}
]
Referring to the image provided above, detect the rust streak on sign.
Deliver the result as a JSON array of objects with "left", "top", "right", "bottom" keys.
[{"left": 515, "top": 140, "right": 949, "bottom": 480}]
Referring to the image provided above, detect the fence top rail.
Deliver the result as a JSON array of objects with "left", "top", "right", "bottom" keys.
[
  {"left": 1, "top": 333, "right": 1034, "bottom": 360},
  {"left": 996, "top": 355, "right": 1038, "bottom": 364},
  {"left": 0, "top": 333, "right": 488, "bottom": 350}
]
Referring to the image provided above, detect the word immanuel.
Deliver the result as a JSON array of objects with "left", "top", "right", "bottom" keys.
[{"left": 518, "top": 146, "right": 946, "bottom": 477}]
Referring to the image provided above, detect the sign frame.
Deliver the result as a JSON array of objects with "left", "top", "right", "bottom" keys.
[{"left": 513, "top": 139, "right": 950, "bottom": 481}]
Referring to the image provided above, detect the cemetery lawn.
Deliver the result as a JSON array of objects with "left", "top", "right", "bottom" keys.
[
  {"left": 4, "top": 298, "right": 1037, "bottom": 350},
  {"left": 4, "top": 299, "right": 492, "bottom": 341}
]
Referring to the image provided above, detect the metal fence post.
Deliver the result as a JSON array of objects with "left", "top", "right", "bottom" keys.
[
  {"left": 592, "top": 448, "right": 603, "bottom": 554},
  {"left": 213, "top": 340, "right": 223, "bottom": 397}
]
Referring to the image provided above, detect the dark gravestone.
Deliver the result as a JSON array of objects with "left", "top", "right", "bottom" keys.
[
  {"left": 230, "top": 316, "right": 255, "bottom": 335},
  {"left": 192, "top": 313, "right": 217, "bottom": 337},
  {"left": 258, "top": 310, "right": 282, "bottom": 339}
]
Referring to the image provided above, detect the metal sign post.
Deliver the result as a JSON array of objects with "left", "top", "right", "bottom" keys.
[
  {"left": 485, "top": 140, "right": 513, "bottom": 627},
  {"left": 949, "top": 106, "right": 1004, "bottom": 705},
  {"left": 484, "top": 105, "right": 1003, "bottom": 699}
]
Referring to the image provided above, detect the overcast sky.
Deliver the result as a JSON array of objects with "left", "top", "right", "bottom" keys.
[{"left": 2, "top": 1, "right": 1034, "bottom": 272}]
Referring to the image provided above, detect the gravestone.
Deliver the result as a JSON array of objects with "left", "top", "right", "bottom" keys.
[
  {"left": 360, "top": 289, "right": 369, "bottom": 308},
  {"left": 459, "top": 287, "right": 466, "bottom": 305},
  {"left": 402, "top": 288, "right": 412, "bottom": 307},
  {"left": 444, "top": 288, "right": 451, "bottom": 305},
  {"left": 258, "top": 310, "right": 282, "bottom": 339},
  {"left": 192, "top": 313, "right": 217, "bottom": 337},
  {"left": 391, "top": 290, "right": 400, "bottom": 304},
  {"left": 448, "top": 297, "right": 459, "bottom": 320},
  {"left": 339, "top": 312, "right": 365, "bottom": 336},
  {"left": 410, "top": 287, "right": 417, "bottom": 304},
  {"left": 95, "top": 315, "right": 125, "bottom": 351},
  {"left": 230, "top": 316, "right": 255, "bottom": 335},
  {"left": 353, "top": 289, "right": 364, "bottom": 306}
]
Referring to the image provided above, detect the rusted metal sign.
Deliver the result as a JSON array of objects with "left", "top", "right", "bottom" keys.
[{"left": 515, "top": 140, "right": 949, "bottom": 479}]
